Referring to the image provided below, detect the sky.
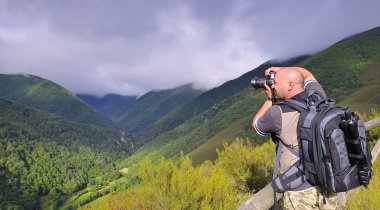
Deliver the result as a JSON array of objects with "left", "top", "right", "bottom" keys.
[{"left": 0, "top": 0, "right": 379, "bottom": 97}]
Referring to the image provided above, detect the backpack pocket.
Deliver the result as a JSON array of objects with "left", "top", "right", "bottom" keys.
[
  {"left": 342, "top": 164, "right": 360, "bottom": 191},
  {"left": 328, "top": 128, "right": 351, "bottom": 177},
  {"left": 272, "top": 161, "right": 305, "bottom": 192}
]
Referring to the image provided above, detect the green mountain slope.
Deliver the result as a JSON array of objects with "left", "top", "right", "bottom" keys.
[
  {"left": 339, "top": 61, "right": 380, "bottom": 112},
  {"left": 77, "top": 93, "right": 137, "bottom": 117},
  {"left": 113, "top": 84, "right": 204, "bottom": 135},
  {"left": 0, "top": 98, "right": 130, "bottom": 209},
  {"left": 0, "top": 74, "right": 115, "bottom": 128}
]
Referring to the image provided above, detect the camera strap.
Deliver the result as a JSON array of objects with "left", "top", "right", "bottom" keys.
[{"left": 271, "top": 88, "right": 276, "bottom": 104}]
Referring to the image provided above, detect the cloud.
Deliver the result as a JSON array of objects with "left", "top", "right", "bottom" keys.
[{"left": 0, "top": 0, "right": 379, "bottom": 96}]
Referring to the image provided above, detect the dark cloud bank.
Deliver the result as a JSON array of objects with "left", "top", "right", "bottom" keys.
[{"left": 0, "top": 0, "right": 379, "bottom": 96}]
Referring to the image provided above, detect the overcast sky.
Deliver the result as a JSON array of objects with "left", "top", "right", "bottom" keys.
[{"left": 0, "top": 0, "right": 379, "bottom": 96}]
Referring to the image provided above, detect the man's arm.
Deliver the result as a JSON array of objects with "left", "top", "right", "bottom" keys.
[
  {"left": 292, "top": 67, "right": 316, "bottom": 81},
  {"left": 252, "top": 98, "right": 272, "bottom": 135},
  {"left": 252, "top": 82, "right": 273, "bottom": 135}
]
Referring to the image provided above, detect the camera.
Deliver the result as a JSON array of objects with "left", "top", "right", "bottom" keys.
[{"left": 251, "top": 71, "right": 276, "bottom": 89}]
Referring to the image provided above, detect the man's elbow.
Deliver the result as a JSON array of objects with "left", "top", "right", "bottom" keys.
[{"left": 252, "top": 118, "right": 266, "bottom": 136}]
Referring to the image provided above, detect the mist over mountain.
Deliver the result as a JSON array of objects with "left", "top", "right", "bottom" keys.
[{"left": 76, "top": 93, "right": 137, "bottom": 117}]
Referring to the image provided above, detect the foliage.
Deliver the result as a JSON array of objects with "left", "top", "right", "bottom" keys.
[
  {"left": 0, "top": 139, "right": 117, "bottom": 209},
  {"left": 82, "top": 138, "right": 276, "bottom": 209},
  {"left": 215, "top": 139, "right": 276, "bottom": 192},
  {"left": 0, "top": 98, "right": 128, "bottom": 209},
  {"left": 357, "top": 108, "right": 380, "bottom": 141}
]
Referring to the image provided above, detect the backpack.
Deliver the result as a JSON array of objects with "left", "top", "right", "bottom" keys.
[{"left": 271, "top": 92, "right": 372, "bottom": 195}]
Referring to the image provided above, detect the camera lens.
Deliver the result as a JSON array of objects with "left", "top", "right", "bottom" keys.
[{"left": 251, "top": 77, "right": 267, "bottom": 89}]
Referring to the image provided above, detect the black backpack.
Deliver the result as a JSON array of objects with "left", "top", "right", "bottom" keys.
[{"left": 272, "top": 92, "right": 372, "bottom": 194}]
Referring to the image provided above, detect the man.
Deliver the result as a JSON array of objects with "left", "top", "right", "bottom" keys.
[{"left": 252, "top": 67, "right": 337, "bottom": 209}]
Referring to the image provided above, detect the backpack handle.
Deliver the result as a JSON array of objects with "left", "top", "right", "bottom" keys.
[{"left": 307, "top": 92, "right": 334, "bottom": 108}]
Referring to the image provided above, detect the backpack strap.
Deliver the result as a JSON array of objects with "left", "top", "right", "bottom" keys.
[
  {"left": 272, "top": 140, "right": 305, "bottom": 210},
  {"left": 272, "top": 141, "right": 302, "bottom": 210},
  {"left": 286, "top": 99, "right": 308, "bottom": 110},
  {"left": 281, "top": 99, "right": 307, "bottom": 113},
  {"left": 272, "top": 141, "right": 302, "bottom": 186}
]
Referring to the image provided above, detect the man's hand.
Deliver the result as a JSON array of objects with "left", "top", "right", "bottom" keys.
[{"left": 265, "top": 67, "right": 283, "bottom": 76}]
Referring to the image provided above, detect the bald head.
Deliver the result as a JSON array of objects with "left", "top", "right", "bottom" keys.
[
  {"left": 273, "top": 67, "right": 305, "bottom": 100},
  {"left": 278, "top": 67, "right": 304, "bottom": 87}
]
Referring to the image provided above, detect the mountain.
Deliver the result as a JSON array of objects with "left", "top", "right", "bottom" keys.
[
  {"left": 0, "top": 74, "right": 115, "bottom": 128},
  {"left": 77, "top": 93, "right": 137, "bottom": 117},
  {"left": 113, "top": 83, "right": 204, "bottom": 135},
  {"left": 0, "top": 97, "right": 128, "bottom": 155}
]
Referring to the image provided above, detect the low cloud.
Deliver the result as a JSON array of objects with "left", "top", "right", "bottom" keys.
[{"left": 0, "top": 0, "right": 379, "bottom": 96}]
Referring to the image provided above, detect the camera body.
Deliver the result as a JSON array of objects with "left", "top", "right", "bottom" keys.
[{"left": 251, "top": 71, "right": 276, "bottom": 89}]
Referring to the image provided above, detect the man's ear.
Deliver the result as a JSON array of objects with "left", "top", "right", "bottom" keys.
[{"left": 288, "top": 81, "right": 294, "bottom": 91}]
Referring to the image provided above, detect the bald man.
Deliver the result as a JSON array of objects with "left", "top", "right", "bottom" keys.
[{"left": 252, "top": 67, "right": 337, "bottom": 209}]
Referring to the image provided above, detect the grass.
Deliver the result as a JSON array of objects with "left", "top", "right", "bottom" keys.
[
  {"left": 347, "top": 150, "right": 380, "bottom": 210},
  {"left": 338, "top": 70, "right": 380, "bottom": 113},
  {"left": 189, "top": 116, "right": 247, "bottom": 166},
  {"left": 79, "top": 194, "right": 111, "bottom": 210},
  {"left": 57, "top": 176, "right": 129, "bottom": 209}
]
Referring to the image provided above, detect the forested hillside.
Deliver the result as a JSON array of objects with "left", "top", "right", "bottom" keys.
[
  {"left": 0, "top": 98, "right": 129, "bottom": 209},
  {"left": 0, "top": 74, "right": 115, "bottom": 128}
]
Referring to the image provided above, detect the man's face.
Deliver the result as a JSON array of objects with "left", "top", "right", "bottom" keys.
[{"left": 272, "top": 72, "right": 287, "bottom": 100}]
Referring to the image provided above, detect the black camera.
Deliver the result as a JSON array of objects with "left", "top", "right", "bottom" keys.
[{"left": 251, "top": 71, "right": 276, "bottom": 89}]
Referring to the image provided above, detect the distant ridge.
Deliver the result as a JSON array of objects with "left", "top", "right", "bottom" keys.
[
  {"left": 0, "top": 74, "right": 115, "bottom": 128},
  {"left": 0, "top": 97, "right": 125, "bottom": 154}
]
